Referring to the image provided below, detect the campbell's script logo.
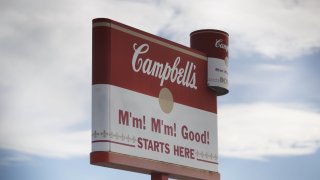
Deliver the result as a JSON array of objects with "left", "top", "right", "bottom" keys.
[
  {"left": 132, "top": 43, "right": 197, "bottom": 90},
  {"left": 215, "top": 39, "right": 228, "bottom": 53}
]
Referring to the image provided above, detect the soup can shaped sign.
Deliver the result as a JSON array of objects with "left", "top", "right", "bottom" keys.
[{"left": 190, "top": 30, "right": 229, "bottom": 96}]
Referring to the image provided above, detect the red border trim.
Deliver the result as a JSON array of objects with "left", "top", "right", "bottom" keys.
[
  {"left": 91, "top": 151, "right": 220, "bottom": 180},
  {"left": 190, "top": 29, "right": 229, "bottom": 37},
  {"left": 92, "top": 140, "right": 135, "bottom": 147},
  {"left": 197, "top": 158, "right": 218, "bottom": 165},
  {"left": 93, "top": 18, "right": 207, "bottom": 57}
]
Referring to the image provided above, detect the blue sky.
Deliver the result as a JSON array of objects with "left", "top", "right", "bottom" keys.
[{"left": 0, "top": 0, "right": 320, "bottom": 179}]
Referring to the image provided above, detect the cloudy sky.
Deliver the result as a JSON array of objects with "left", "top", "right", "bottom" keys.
[{"left": 1, "top": 0, "right": 320, "bottom": 179}]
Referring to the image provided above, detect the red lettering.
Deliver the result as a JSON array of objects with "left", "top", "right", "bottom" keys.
[
  {"left": 136, "top": 137, "right": 170, "bottom": 154},
  {"left": 185, "top": 147, "right": 189, "bottom": 158},
  {"left": 173, "top": 145, "right": 195, "bottom": 159},
  {"left": 181, "top": 125, "right": 209, "bottom": 144},
  {"left": 153, "top": 141, "right": 159, "bottom": 152},
  {"left": 119, "top": 109, "right": 129, "bottom": 126},
  {"left": 151, "top": 118, "right": 162, "bottom": 133},
  {"left": 147, "top": 139, "right": 154, "bottom": 151},
  {"left": 165, "top": 143, "right": 170, "bottom": 154},
  {"left": 137, "top": 137, "right": 143, "bottom": 148}
]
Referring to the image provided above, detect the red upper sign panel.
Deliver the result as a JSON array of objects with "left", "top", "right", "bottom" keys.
[{"left": 92, "top": 18, "right": 217, "bottom": 113}]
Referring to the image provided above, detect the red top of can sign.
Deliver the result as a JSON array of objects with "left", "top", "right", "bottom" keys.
[{"left": 190, "top": 29, "right": 229, "bottom": 60}]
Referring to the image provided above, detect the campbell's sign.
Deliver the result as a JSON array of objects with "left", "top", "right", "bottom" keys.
[
  {"left": 91, "top": 18, "right": 223, "bottom": 180},
  {"left": 132, "top": 43, "right": 197, "bottom": 90}
]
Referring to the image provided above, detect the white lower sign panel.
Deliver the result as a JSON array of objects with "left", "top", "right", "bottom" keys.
[{"left": 92, "top": 84, "right": 218, "bottom": 172}]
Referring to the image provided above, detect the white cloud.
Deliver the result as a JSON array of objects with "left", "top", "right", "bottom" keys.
[
  {"left": 160, "top": 0, "right": 320, "bottom": 59},
  {"left": 256, "top": 64, "right": 293, "bottom": 72},
  {"left": 0, "top": 0, "right": 175, "bottom": 159},
  {"left": 0, "top": 56, "right": 92, "bottom": 158},
  {"left": 0, "top": 154, "right": 31, "bottom": 166},
  {"left": 219, "top": 103, "right": 320, "bottom": 160},
  {"left": 0, "top": 0, "right": 92, "bottom": 158}
]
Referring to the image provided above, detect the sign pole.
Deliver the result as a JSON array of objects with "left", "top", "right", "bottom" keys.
[{"left": 151, "top": 173, "right": 168, "bottom": 180}]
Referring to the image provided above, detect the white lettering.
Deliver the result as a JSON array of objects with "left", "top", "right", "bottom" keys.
[
  {"left": 132, "top": 43, "right": 149, "bottom": 72},
  {"left": 132, "top": 43, "right": 197, "bottom": 90},
  {"left": 215, "top": 39, "right": 228, "bottom": 53}
]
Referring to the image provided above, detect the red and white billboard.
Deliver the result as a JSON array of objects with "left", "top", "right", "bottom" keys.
[{"left": 91, "top": 18, "right": 220, "bottom": 180}]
